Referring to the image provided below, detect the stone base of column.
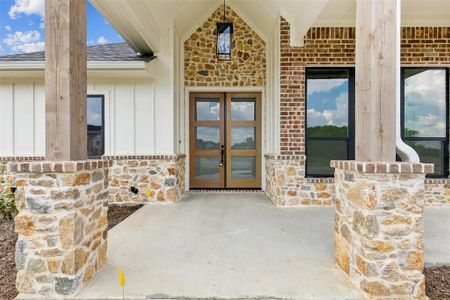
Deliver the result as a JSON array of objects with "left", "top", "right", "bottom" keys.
[
  {"left": 8, "top": 160, "right": 111, "bottom": 297},
  {"left": 331, "top": 160, "right": 433, "bottom": 299}
]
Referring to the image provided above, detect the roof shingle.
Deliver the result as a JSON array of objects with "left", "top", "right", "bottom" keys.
[{"left": 0, "top": 42, "right": 154, "bottom": 62}]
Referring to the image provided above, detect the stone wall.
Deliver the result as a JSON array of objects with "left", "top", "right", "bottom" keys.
[
  {"left": 264, "top": 157, "right": 450, "bottom": 207},
  {"left": 424, "top": 179, "right": 450, "bottom": 207},
  {"left": 184, "top": 5, "right": 266, "bottom": 87},
  {"left": 9, "top": 160, "right": 110, "bottom": 297},
  {"left": 105, "top": 155, "right": 186, "bottom": 204},
  {"left": 332, "top": 161, "right": 433, "bottom": 299},
  {"left": 1, "top": 157, "right": 44, "bottom": 203},
  {"left": 265, "top": 18, "right": 450, "bottom": 207},
  {"left": 265, "top": 155, "right": 334, "bottom": 206}
]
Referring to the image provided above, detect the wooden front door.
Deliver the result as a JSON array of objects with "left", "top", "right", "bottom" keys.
[{"left": 189, "top": 92, "right": 261, "bottom": 189}]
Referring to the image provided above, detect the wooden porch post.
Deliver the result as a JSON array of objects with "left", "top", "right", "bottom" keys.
[
  {"left": 45, "top": 0, "right": 87, "bottom": 161},
  {"left": 355, "top": 0, "right": 398, "bottom": 162}
]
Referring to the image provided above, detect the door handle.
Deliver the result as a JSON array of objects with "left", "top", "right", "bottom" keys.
[{"left": 219, "top": 145, "right": 225, "bottom": 167}]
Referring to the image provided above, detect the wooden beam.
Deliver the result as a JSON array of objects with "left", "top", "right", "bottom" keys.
[
  {"left": 355, "top": 0, "right": 398, "bottom": 162},
  {"left": 45, "top": 0, "right": 87, "bottom": 161}
]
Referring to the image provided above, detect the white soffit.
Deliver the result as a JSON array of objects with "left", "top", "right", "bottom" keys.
[
  {"left": 314, "top": 0, "right": 450, "bottom": 27},
  {"left": 89, "top": 0, "right": 450, "bottom": 54}
]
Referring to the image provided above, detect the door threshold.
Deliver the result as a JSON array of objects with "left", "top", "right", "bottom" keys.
[{"left": 189, "top": 188, "right": 263, "bottom": 193}]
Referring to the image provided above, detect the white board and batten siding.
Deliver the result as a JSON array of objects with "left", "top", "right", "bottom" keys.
[
  {"left": 0, "top": 83, "right": 45, "bottom": 156},
  {"left": 0, "top": 82, "right": 164, "bottom": 156}
]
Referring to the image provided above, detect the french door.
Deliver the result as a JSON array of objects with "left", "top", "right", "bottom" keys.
[{"left": 189, "top": 92, "right": 261, "bottom": 189}]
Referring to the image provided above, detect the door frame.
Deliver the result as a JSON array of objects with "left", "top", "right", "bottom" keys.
[
  {"left": 185, "top": 87, "right": 266, "bottom": 190},
  {"left": 189, "top": 93, "right": 226, "bottom": 188},
  {"left": 225, "top": 92, "right": 262, "bottom": 188}
]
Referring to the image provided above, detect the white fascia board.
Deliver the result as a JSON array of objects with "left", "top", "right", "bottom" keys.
[{"left": 0, "top": 61, "right": 147, "bottom": 70}]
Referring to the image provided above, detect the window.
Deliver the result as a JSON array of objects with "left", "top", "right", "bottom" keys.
[
  {"left": 401, "top": 68, "right": 449, "bottom": 177},
  {"left": 306, "top": 68, "right": 355, "bottom": 177},
  {"left": 87, "top": 95, "right": 105, "bottom": 159}
]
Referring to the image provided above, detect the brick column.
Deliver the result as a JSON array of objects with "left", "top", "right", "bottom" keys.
[
  {"left": 331, "top": 161, "right": 433, "bottom": 299},
  {"left": 9, "top": 160, "right": 110, "bottom": 296}
]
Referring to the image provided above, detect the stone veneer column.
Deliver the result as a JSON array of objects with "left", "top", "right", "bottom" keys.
[
  {"left": 9, "top": 160, "right": 110, "bottom": 296},
  {"left": 331, "top": 160, "right": 433, "bottom": 299}
]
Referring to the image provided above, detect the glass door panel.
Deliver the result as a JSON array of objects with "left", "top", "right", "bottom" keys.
[
  {"left": 226, "top": 93, "right": 261, "bottom": 188},
  {"left": 189, "top": 92, "right": 261, "bottom": 189},
  {"left": 189, "top": 94, "right": 225, "bottom": 188}
]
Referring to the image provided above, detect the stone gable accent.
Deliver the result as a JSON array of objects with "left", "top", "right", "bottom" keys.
[
  {"left": 332, "top": 160, "right": 432, "bottom": 299},
  {"left": 184, "top": 5, "right": 266, "bottom": 87},
  {"left": 8, "top": 160, "right": 109, "bottom": 297},
  {"left": 106, "top": 155, "right": 185, "bottom": 204}
]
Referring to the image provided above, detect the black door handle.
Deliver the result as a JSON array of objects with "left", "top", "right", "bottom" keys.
[{"left": 219, "top": 145, "right": 225, "bottom": 167}]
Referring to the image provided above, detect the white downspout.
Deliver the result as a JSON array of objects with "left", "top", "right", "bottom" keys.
[{"left": 395, "top": 0, "right": 420, "bottom": 162}]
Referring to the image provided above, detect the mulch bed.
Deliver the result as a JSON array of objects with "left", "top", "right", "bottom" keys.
[
  {"left": 1, "top": 203, "right": 449, "bottom": 300},
  {"left": 425, "top": 265, "right": 450, "bottom": 300},
  {"left": 0, "top": 217, "right": 18, "bottom": 300},
  {"left": 107, "top": 204, "right": 143, "bottom": 230},
  {"left": 0, "top": 204, "right": 142, "bottom": 300}
]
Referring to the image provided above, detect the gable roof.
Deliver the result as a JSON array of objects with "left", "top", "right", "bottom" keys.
[{"left": 0, "top": 42, "right": 154, "bottom": 62}]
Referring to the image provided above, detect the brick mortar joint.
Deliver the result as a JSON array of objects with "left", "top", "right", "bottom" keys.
[
  {"left": 102, "top": 154, "right": 186, "bottom": 160},
  {"left": 331, "top": 160, "right": 434, "bottom": 174},
  {"left": 7, "top": 160, "right": 112, "bottom": 173},
  {"left": 0, "top": 156, "right": 45, "bottom": 162},
  {"left": 264, "top": 154, "right": 306, "bottom": 160}
]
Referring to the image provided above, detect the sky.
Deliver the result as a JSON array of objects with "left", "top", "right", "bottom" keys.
[
  {"left": 0, "top": 0, "right": 124, "bottom": 56},
  {"left": 404, "top": 69, "right": 446, "bottom": 137},
  {"left": 307, "top": 78, "right": 349, "bottom": 129},
  {"left": 306, "top": 69, "right": 446, "bottom": 138}
]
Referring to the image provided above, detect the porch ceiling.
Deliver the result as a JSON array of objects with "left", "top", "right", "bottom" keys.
[{"left": 89, "top": 0, "right": 450, "bottom": 55}]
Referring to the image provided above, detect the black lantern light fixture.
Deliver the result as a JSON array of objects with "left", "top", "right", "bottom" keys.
[{"left": 216, "top": 0, "right": 233, "bottom": 61}]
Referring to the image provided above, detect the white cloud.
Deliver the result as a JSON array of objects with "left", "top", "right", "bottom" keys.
[
  {"left": 5, "top": 26, "right": 12, "bottom": 31},
  {"left": 9, "top": 0, "right": 44, "bottom": 19},
  {"left": 97, "top": 36, "right": 109, "bottom": 45},
  {"left": 404, "top": 69, "right": 447, "bottom": 136},
  {"left": 307, "top": 92, "right": 348, "bottom": 127},
  {"left": 405, "top": 114, "right": 446, "bottom": 137},
  {"left": 307, "top": 78, "right": 347, "bottom": 95},
  {"left": 405, "top": 69, "right": 446, "bottom": 109},
  {"left": 3, "top": 30, "right": 44, "bottom": 53}
]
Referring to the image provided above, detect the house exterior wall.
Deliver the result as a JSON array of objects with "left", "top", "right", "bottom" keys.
[
  {"left": 184, "top": 5, "right": 266, "bottom": 87},
  {"left": 265, "top": 18, "right": 450, "bottom": 207},
  {"left": 0, "top": 83, "right": 45, "bottom": 156},
  {"left": 0, "top": 81, "right": 167, "bottom": 157}
]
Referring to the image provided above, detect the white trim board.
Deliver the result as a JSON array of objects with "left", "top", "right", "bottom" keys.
[{"left": 0, "top": 61, "right": 148, "bottom": 70}]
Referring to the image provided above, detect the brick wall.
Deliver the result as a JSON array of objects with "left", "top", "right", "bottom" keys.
[
  {"left": 280, "top": 20, "right": 355, "bottom": 156},
  {"left": 267, "top": 18, "right": 450, "bottom": 207},
  {"left": 279, "top": 18, "right": 450, "bottom": 156},
  {"left": 401, "top": 27, "right": 450, "bottom": 64}
]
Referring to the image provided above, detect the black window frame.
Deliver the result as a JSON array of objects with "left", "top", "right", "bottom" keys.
[
  {"left": 400, "top": 67, "right": 450, "bottom": 178},
  {"left": 305, "top": 67, "right": 356, "bottom": 177},
  {"left": 87, "top": 94, "right": 105, "bottom": 159}
]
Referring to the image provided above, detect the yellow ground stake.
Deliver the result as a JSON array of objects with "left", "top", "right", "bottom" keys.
[{"left": 119, "top": 267, "right": 126, "bottom": 299}]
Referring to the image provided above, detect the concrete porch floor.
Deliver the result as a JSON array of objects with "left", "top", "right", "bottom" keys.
[{"left": 77, "top": 193, "right": 450, "bottom": 300}]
